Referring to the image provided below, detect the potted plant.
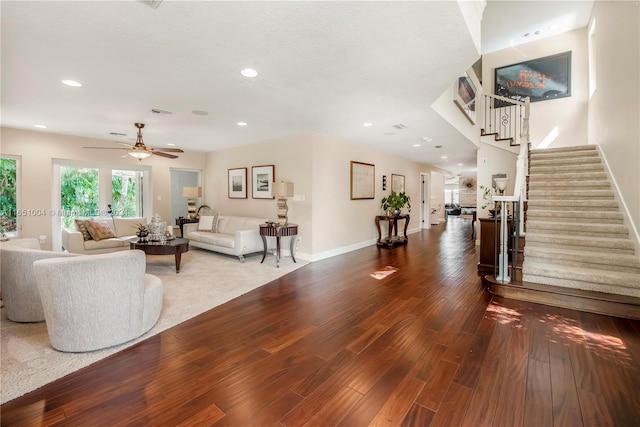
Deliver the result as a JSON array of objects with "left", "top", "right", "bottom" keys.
[
  {"left": 133, "top": 223, "right": 150, "bottom": 242},
  {"left": 381, "top": 191, "right": 411, "bottom": 216},
  {"left": 479, "top": 185, "right": 499, "bottom": 216}
]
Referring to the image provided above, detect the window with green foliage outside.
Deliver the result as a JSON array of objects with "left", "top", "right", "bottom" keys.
[
  {"left": 0, "top": 157, "right": 18, "bottom": 235},
  {"left": 60, "top": 166, "right": 143, "bottom": 228}
]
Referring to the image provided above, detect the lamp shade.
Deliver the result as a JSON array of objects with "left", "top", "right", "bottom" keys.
[
  {"left": 182, "top": 187, "right": 202, "bottom": 198},
  {"left": 494, "top": 177, "right": 509, "bottom": 192},
  {"left": 273, "top": 181, "right": 294, "bottom": 198}
]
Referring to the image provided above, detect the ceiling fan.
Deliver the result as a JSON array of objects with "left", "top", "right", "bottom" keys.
[{"left": 84, "top": 123, "right": 184, "bottom": 161}]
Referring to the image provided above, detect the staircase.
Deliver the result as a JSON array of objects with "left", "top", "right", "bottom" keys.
[{"left": 522, "top": 145, "right": 640, "bottom": 298}]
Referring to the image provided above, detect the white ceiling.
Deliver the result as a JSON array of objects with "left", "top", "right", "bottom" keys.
[{"left": 1, "top": 1, "right": 593, "bottom": 176}]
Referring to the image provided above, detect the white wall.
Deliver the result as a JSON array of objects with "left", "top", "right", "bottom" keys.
[
  {"left": 203, "top": 134, "right": 313, "bottom": 255},
  {"left": 1, "top": 127, "right": 206, "bottom": 250},
  {"left": 483, "top": 27, "right": 589, "bottom": 149},
  {"left": 476, "top": 142, "right": 518, "bottom": 218},
  {"left": 588, "top": 1, "right": 640, "bottom": 239}
]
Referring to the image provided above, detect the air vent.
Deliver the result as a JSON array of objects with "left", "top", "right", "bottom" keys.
[
  {"left": 392, "top": 124, "right": 407, "bottom": 129},
  {"left": 109, "top": 132, "right": 127, "bottom": 137},
  {"left": 151, "top": 108, "right": 173, "bottom": 116}
]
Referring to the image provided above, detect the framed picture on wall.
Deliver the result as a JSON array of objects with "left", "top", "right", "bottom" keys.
[
  {"left": 228, "top": 167, "right": 247, "bottom": 199},
  {"left": 350, "top": 161, "right": 375, "bottom": 200},
  {"left": 251, "top": 165, "right": 275, "bottom": 199},
  {"left": 453, "top": 72, "right": 477, "bottom": 124},
  {"left": 495, "top": 51, "right": 571, "bottom": 106},
  {"left": 391, "top": 174, "right": 405, "bottom": 193}
]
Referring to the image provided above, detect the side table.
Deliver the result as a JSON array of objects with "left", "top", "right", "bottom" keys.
[
  {"left": 175, "top": 217, "right": 198, "bottom": 237},
  {"left": 259, "top": 223, "right": 298, "bottom": 267},
  {"left": 375, "top": 214, "right": 410, "bottom": 247}
]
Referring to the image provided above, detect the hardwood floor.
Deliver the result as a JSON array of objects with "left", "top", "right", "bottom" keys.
[{"left": 3, "top": 218, "right": 640, "bottom": 426}]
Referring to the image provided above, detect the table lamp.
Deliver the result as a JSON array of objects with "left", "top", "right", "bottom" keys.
[
  {"left": 183, "top": 187, "right": 202, "bottom": 219},
  {"left": 273, "top": 181, "right": 294, "bottom": 225}
]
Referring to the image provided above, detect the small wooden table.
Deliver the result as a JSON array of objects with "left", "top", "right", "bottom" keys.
[
  {"left": 175, "top": 217, "right": 198, "bottom": 238},
  {"left": 375, "top": 214, "right": 410, "bottom": 247},
  {"left": 130, "top": 238, "right": 189, "bottom": 273},
  {"left": 259, "top": 224, "right": 298, "bottom": 267}
]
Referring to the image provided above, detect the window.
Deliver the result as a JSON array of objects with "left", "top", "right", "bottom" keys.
[
  {"left": 0, "top": 156, "right": 20, "bottom": 237},
  {"left": 52, "top": 160, "right": 151, "bottom": 250}
]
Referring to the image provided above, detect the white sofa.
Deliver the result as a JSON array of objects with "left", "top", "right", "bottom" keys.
[
  {"left": 61, "top": 217, "right": 147, "bottom": 255},
  {"left": 184, "top": 215, "right": 272, "bottom": 262}
]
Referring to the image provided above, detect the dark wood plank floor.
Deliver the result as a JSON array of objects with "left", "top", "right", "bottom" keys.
[{"left": 3, "top": 218, "right": 640, "bottom": 426}]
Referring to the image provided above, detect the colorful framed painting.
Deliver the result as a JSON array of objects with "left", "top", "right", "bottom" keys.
[{"left": 495, "top": 51, "right": 571, "bottom": 106}]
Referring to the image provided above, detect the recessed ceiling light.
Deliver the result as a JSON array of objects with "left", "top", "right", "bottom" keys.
[
  {"left": 34, "top": 124, "right": 48, "bottom": 129},
  {"left": 240, "top": 68, "right": 258, "bottom": 78},
  {"left": 413, "top": 143, "right": 421, "bottom": 147},
  {"left": 441, "top": 155, "right": 448, "bottom": 159},
  {"left": 237, "top": 121, "right": 248, "bottom": 126},
  {"left": 62, "top": 80, "right": 82, "bottom": 87},
  {"left": 167, "top": 143, "right": 176, "bottom": 146},
  {"left": 457, "top": 163, "right": 464, "bottom": 166},
  {"left": 362, "top": 122, "right": 373, "bottom": 127},
  {"left": 422, "top": 136, "right": 432, "bottom": 142}
]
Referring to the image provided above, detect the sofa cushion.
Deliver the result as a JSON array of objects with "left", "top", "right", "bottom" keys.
[
  {"left": 83, "top": 237, "right": 129, "bottom": 250},
  {"left": 220, "top": 216, "right": 249, "bottom": 234},
  {"left": 74, "top": 219, "right": 93, "bottom": 241},
  {"left": 85, "top": 220, "right": 117, "bottom": 241}
]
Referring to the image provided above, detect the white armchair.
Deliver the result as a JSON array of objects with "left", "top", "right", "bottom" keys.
[
  {"left": 0, "top": 238, "right": 78, "bottom": 322},
  {"left": 33, "top": 250, "right": 163, "bottom": 352}
]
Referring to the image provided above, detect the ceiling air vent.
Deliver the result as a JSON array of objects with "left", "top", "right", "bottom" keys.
[
  {"left": 109, "top": 132, "right": 127, "bottom": 137},
  {"left": 151, "top": 108, "right": 173, "bottom": 116},
  {"left": 392, "top": 124, "right": 407, "bottom": 130}
]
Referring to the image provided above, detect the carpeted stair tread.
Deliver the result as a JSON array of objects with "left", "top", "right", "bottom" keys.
[
  {"left": 522, "top": 263, "right": 640, "bottom": 297},
  {"left": 530, "top": 150, "right": 600, "bottom": 160},
  {"left": 528, "top": 189, "right": 615, "bottom": 199},
  {"left": 526, "top": 220, "right": 629, "bottom": 237},
  {"left": 529, "top": 172, "right": 608, "bottom": 181},
  {"left": 526, "top": 210, "right": 624, "bottom": 223},
  {"left": 528, "top": 180, "right": 610, "bottom": 189},
  {"left": 530, "top": 157, "right": 602, "bottom": 167},
  {"left": 527, "top": 199, "right": 619, "bottom": 210},
  {"left": 529, "top": 164, "right": 604, "bottom": 174},
  {"left": 530, "top": 145, "right": 595, "bottom": 154},
  {"left": 525, "top": 233, "right": 636, "bottom": 253},
  {"left": 524, "top": 245, "right": 640, "bottom": 272}
]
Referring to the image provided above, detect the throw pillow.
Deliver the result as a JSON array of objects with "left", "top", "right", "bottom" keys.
[
  {"left": 74, "top": 219, "right": 93, "bottom": 241},
  {"left": 85, "top": 220, "right": 117, "bottom": 241},
  {"left": 197, "top": 215, "right": 214, "bottom": 232}
]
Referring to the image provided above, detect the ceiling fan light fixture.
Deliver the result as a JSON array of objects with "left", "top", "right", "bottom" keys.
[{"left": 128, "top": 149, "right": 152, "bottom": 160}]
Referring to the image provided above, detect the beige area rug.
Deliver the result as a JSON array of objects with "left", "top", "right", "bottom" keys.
[{"left": 1, "top": 248, "right": 306, "bottom": 404}]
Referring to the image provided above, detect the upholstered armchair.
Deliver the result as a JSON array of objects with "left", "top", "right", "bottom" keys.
[
  {"left": 0, "top": 238, "right": 78, "bottom": 322},
  {"left": 33, "top": 250, "right": 163, "bottom": 352}
]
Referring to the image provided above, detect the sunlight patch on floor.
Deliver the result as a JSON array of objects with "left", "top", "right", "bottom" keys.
[{"left": 370, "top": 266, "right": 399, "bottom": 280}]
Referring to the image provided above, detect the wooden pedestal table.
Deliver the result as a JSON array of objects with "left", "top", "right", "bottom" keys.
[
  {"left": 259, "top": 224, "right": 298, "bottom": 268},
  {"left": 130, "top": 238, "right": 189, "bottom": 273},
  {"left": 375, "top": 214, "right": 410, "bottom": 247},
  {"left": 175, "top": 217, "right": 198, "bottom": 238}
]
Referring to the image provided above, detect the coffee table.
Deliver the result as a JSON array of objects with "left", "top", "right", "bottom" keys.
[{"left": 130, "top": 238, "right": 189, "bottom": 273}]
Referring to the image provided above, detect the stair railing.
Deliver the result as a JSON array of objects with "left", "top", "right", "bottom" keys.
[
  {"left": 482, "top": 94, "right": 530, "bottom": 236},
  {"left": 481, "top": 94, "right": 530, "bottom": 284}
]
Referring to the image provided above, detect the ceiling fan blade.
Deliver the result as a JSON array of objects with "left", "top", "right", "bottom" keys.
[
  {"left": 151, "top": 151, "right": 179, "bottom": 159},
  {"left": 152, "top": 148, "right": 184, "bottom": 153},
  {"left": 84, "top": 146, "right": 128, "bottom": 150}
]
